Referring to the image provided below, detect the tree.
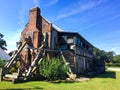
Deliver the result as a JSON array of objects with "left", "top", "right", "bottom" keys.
[
  {"left": 105, "top": 51, "right": 114, "bottom": 62},
  {"left": 0, "top": 58, "right": 6, "bottom": 67},
  {"left": 8, "top": 50, "right": 14, "bottom": 56},
  {"left": 0, "top": 33, "right": 7, "bottom": 50},
  {"left": 93, "top": 47, "right": 114, "bottom": 62},
  {"left": 113, "top": 54, "right": 120, "bottom": 63}
]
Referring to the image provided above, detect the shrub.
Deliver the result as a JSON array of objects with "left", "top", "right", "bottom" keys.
[
  {"left": 0, "top": 58, "right": 6, "bottom": 67},
  {"left": 39, "top": 57, "right": 68, "bottom": 81},
  {"left": 9, "top": 62, "right": 20, "bottom": 73}
]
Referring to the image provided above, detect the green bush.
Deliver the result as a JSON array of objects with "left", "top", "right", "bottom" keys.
[
  {"left": 39, "top": 57, "right": 68, "bottom": 81},
  {"left": 9, "top": 62, "right": 20, "bottom": 73},
  {"left": 0, "top": 58, "right": 6, "bottom": 67}
]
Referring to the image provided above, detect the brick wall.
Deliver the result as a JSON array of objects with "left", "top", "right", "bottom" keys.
[{"left": 20, "top": 7, "right": 54, "bottom": 64}]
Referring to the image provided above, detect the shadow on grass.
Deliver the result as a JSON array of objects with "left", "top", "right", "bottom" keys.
[
  {"left": 33, "top": 87, "right": 43, "bottom": 90},
  {"left": 50, "top": 80, "right": 75, "bottom": 84},
  {"left": 93, "top": 71, "right": 116, "bottom": 79},
  {"left": 0, "top": 89, "right": 32, "bottom": 90},
  {"left": 0, "top": 87, "right": 43, "bottom": 90}
]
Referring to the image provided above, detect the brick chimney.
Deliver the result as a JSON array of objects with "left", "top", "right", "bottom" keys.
[
  {"left": 21, "top": 7, "right": 43, "bottom": 47},
  {"left": 28, "top": 7, "right": 41, "bottom": 30}
]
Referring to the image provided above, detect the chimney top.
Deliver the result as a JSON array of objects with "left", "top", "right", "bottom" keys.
[
  {"left": 28, "top": 7, "right": 41, "bottom": 27},
  {"left": 30, "top": 7, "right": 40, "bottom": 13}
]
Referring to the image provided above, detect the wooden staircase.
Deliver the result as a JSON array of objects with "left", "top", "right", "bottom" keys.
[
  {"left": 62, "top": 50, "right": 75, "bottom": 73},
  {"left": 61, "top": 51, "right": 76, "bottom": 80}
]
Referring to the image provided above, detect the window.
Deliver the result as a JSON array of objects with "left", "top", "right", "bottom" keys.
[
  {"left": 59, "top": 36, "right": 66, "bottom": 45},
  {"left": 67, "top": 37, "right": 73, "bottom": 44},
  {"left": 76, "top": 38, "right": 81, "bottom": 46},
  {"left": 26, "top": 31, "right": 33, "bottom": 42},
  {"left": 54, "top": 37, "right": 57, "bottom": 49},
  {"left": 82, "top": 42, "right": 86, "bottom": 48}
]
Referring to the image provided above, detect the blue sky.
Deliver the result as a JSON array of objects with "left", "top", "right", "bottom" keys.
[{"left": 0, "top": 0, "right": 120, "bottom": 54}]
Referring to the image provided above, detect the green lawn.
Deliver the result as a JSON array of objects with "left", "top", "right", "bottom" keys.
[{"left": 0, "top": 71, "right": 120, "bottom": 90}]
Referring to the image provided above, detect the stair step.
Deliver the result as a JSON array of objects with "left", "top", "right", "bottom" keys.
[
  {"left": 12, "top": 72, "right": 18, "bottom": 76},
  {"left": 3, "top": 76, "right": 13, "bottom": 81},
  {"left": 5, "top": 74, "right": 18, "bottom": 79}
]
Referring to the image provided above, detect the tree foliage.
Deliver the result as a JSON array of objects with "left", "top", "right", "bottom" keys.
[
  {"left": 94, "top": 47, "right": 114, "bottom": 63},
  {"left": 0, "top": 58, "right": 6, "bottom": 67},
  {"left": 39, "top": 57, "right": 68, "bottom": 81},
  {"left": 0, "top": 33, "right": 7, "bottom": 50},
  {"left": 113, "top": 54, "right": 120, "bottom": 63},
  {"left": 106, "top": 54, "right": 120, "bottom": 67},
  {"left": 8, "top": 50, "right": 14, "bottom": 56}
]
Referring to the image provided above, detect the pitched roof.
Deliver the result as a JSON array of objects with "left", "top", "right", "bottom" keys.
[
  {"left": 0, "top": 48, "right": 10, "bottom": 60},
  {"left": 42, "top": 17, "right": 93, "bottom": 47},
  {"left": 43, "top": 17, "right": 64, "bottom": 32}
]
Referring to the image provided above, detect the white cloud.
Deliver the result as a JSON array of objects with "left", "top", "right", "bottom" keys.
[
  {"left": 44, "top": 0, "right": 58, "bottom": 7},
  {"left": 18, "top": 1, "right": 28, "bottom": 28},
  {"left": 32, "top": 0, "right": 39, "bottom": 7},
  {"left": 56, "top": 0, "right": 105, "bottom": 20},
  {"left": 95, "top": 43, "right": 120, "bottom": 55},
  {"left": 6, "top": 28, "right": 22, "bottom": 53},
  {"left": 112, "top": 48, "right": 120, "bottom": 55}
]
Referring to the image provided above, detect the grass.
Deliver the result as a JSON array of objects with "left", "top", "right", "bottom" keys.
[{"left": 0, "top": 70, "right": 120, "bottom": 90}]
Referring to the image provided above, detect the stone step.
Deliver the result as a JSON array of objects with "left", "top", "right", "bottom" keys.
[
  {"left": 5, "top": 74, "right": 18, "bottom": 79},
  {"left": 3, "top": 73, "right": 18, "bottom": 81},
  {"left": 3, "top": 76, "right": 13, "bottom": 81},
  {"left": 12, "top": 72, "right": 18, "bottom": 76}
]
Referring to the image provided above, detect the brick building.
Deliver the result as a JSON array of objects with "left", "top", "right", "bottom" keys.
[{"left": 20, "top": 7, "right": 105, "bottom": 76}]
